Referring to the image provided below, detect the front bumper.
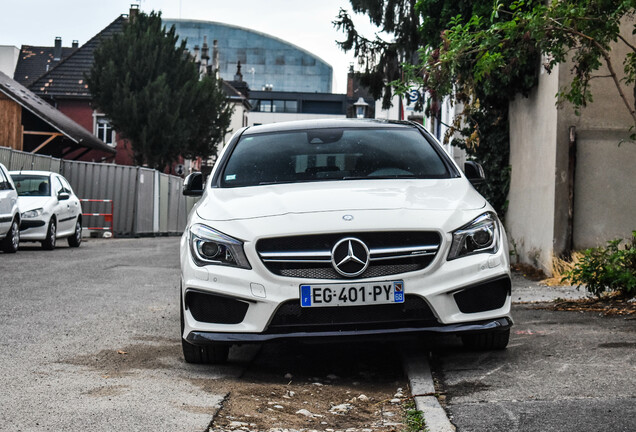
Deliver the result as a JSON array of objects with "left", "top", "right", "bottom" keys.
[
  {"left": 187, "top": 316, "right": 513, "bottom": 344},
  {"left": 181, "top": 243, "right": 513, "bottom": 344},
  {"left": 19, "top": 218, "right": 47, "bottom": 240}
]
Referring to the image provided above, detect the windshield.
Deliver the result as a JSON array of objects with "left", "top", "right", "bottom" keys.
[
  {"left": 220, "top": 127, "right": 451, "bottom": 188},
  {"left": 11, "top": 175, "right": 51, "bottom": 197}
]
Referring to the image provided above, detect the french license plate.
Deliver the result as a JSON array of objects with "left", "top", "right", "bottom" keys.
[{"left": 300, "top": 281, "right": 404, "bottom": 307}]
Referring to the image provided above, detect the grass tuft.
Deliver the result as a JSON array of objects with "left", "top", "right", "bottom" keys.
[{"left": 403, "top": 399, "right": 428, "bottom": 432}]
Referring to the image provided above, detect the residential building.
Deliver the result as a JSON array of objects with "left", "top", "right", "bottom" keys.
[
  {"left": 19, "top": 16, "right": 127, "bottom": 164},
  {"left": 13, "top": 38, "right": 78, "bottom": 87},
  {"left": 0, "top": 70, "right": 114, "bottom": 158}
]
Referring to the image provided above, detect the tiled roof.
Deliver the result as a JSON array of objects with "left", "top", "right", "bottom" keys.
[
  {"left": 0, "top": 70, "right": 115, "bottom": 154},
  {"left": 13, "top": 46, "right": 77, "bottom": 88},
  {"left": 29, "top": 15, "right": 127, "bottom": 99}
]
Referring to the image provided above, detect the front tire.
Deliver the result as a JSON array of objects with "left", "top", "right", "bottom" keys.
[
  {"left": 462, "top": 328, "right": 510, "bottom": 350},
  {"left": 42, "top": 219, "right": 56, "bottom": 250},
  {"left": 180, "top": 292, "right": 229, "bottom": 364},
  {"left": 1, "top": 218, "right": 20, "bottom": 253},
  {"left": 68, "top": 218, "right": 82, "bottom": 247}
]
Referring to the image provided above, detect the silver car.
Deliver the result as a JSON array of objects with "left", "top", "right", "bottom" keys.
[{"left": 9, "top": 171, "right": 82, "bottom": 250}]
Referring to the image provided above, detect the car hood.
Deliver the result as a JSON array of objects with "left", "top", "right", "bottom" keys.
[
  {"left": 17, "top": 196, "right": 54, "bottom": 211},
  {"left": 196, "top": 179, "right": 486, "bottom": 222}
]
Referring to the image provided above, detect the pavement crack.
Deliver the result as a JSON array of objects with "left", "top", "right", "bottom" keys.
[{"left": 205, "top": 391, "right": 230, "bottom": 432}]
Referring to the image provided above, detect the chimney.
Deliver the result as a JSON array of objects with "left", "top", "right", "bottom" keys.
[
  {"left": 129, "top": 4, "right": 139, "bottom": 21},
  {"left": 54, "top": 37, "right": 62, "bottom": 61},
  {"left": 72, "top": 40, "right": 79, "bottom": 49},
  {"left": 213, "top": 40, "right": 220, "bottom": 80},
  {"left": 201, "top": 36, "right": 209, "bottom": 65},
  {"left": 234, "top": 61, "right": 243, "bottom": 82},
  {"left": 347, "top": 65, "right": 354, "bottom": 98}
]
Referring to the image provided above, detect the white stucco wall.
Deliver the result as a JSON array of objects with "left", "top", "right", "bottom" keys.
[
  {"left": 0, "top": 46, "right": 19, "bottom": 77},
  {"left": 507, "top": 17, "right": 636, "bottom": 272},
  {"left": 507, "top": 63, "right": 560, "bottom": 272},
  {"left": 559, "top": 18, "right": 636, "bottom": 249}
]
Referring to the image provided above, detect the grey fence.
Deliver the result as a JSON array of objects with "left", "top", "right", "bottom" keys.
[
  {"left": 0, "top": 148, "right": 62, "bottom": 173},
  {"left": 1, "top": 147, "right": 198, "bottom": 237}
]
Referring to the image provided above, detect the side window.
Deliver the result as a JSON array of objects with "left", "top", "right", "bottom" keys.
[
  {"left": 59, "top": 177, "right": 73, "bottom": 194},
  {"left": 53, "top": 177, "right": 64, "bottom": 196}
]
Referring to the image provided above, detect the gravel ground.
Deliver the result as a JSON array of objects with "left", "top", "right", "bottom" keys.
[{"left": 206, "top": 341, "right": 413, "bottom": 432}]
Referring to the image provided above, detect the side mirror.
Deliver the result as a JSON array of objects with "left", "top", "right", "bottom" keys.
[
  {"left": 58, "top": 192, "right": 70, "bottom": 201},
  {"left": 464, "top": 161, "right": 485, "bottom": 186},
  {"left": 183, "top": 172, "right": 204, "bottom": 196}
]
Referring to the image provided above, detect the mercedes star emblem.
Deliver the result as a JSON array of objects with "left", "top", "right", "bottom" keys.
[{"left": 331, "top": 237, "right": 370, "bottom": 277}]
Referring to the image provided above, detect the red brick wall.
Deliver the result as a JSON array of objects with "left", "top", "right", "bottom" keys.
[
  {"left": 57, "top": 100, "right": 93, "bottom": 133},
  {"left": 55, "top": 99, "right": 135, "bottom": 165}
]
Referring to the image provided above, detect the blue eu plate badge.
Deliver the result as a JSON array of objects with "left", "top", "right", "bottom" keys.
[
  {"left": 393, "top": 281, "right": 404, "bottom": 303},
  {"left": 301, "top": 285, "right": 312, "bottom": 307}
]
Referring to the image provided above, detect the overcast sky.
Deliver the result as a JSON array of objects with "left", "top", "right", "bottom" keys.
[{"left": 0, "top": 0, "right": 384, "bottom": 93}]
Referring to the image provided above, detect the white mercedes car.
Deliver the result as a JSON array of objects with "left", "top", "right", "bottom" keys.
[
  {"left": 9, "top": 171, "right": 83, "bottom": 250},
  {"left": 180, "top": 119, "right": 512, "bottom": 364}
]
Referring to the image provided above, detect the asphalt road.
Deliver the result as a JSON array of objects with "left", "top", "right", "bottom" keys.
[
  {"left": 2, "top": 237, "right": 634, "bottom": 432},
  {"left": 0, "top": 237, "right": 253, "bottom": 431},
  {"left": 430, "top": 305, "right": 636, "bottom": 432}
]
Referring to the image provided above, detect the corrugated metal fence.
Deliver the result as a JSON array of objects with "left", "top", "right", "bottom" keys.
[{"left": 0, "top": 147, "right": 198, "bottom": 237}]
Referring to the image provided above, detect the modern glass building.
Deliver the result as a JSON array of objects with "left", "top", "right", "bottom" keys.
[{"left": 163, "top": 19, "right": 333, "bottom": 93}]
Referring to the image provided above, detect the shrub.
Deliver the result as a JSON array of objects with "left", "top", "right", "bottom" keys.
[{"left": 563, "top": 231, "right": 636, "bottom": 298}]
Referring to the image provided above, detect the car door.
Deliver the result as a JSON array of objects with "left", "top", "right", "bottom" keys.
[
  {"left": 0, "top": 165, "right": 17, "bottom": 236},
  {"left": 59, "top": 175, "right": 81, "bottom": 229},
  {"left": 51, "top": 175, "right": 73, "bottom": 235}
]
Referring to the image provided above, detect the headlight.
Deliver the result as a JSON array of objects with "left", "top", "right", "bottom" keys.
[
  {"left": 448, "top": 212, "right": 500, "bottom": 260},
  {"left": 189, "top": 224, "right": 251, "bottom": 269},
  {"left": 21, "top": 208, "right": 44, "bottom": 219}
]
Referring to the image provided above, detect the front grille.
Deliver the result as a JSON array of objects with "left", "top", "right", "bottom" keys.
[
  {"left": 257, "top": 231, "right": 441, "bottom": 279},
  {"left": 453, "top": 276, "right": 511, "bottom": 313},
  {"left": 266, "top": 294, "right": 439, "bottom": 333},
  {"left": 185, "top": 290, "right": 249, "bottom": 324}
]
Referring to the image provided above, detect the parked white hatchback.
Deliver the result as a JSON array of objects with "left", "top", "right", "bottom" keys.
[
  {"left": 180, "top": 119, "right": 512, "bottom": 364},
  {"left": 9, "top": 171, "right": 82, "bottom": 250},
  {"left": 0, "top": 162, "right": 20, "bottom": 253}
]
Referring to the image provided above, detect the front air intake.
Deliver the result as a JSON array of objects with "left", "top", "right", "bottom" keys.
[
  {"left": 453, "top": 276, "right": 511, "bottom": 314},
  {"left": 185, "top": 290, "right": 249, "bottom": 324}
]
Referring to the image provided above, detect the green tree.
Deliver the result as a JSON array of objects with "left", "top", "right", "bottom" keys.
[
  {"left": 334, "top": 0, "right": 423, "bottom": 109},
  {"left": 336, "top": 1, "right": 636, "bottom": 217},
  {"left": 334, "top": 1, "right": 528, "bottom": 215},
  {"left": 87, "top": 11, "right": 232, "bottom": 170},
  {"left": 408, "top": 0, "right": 636, "bottom": 127}
]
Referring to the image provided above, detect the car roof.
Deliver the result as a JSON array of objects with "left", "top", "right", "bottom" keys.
[
  {"left": 8, "top": 170, "right": 57, "bottom": 177},
  {"left": 241, "top": 118, "right": 418, "bottom": 136}
]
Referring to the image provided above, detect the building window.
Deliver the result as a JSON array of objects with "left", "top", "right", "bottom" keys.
[
  {"left": 259, "top": 100, "right": 272, "bottom": 112},
  {"left": 285, "top": 100, "right": 298, "bottom": 113},
  {"left": 273, "top": 100, "right": 285, "bottom": 113},
  {"left": 94, "top": 115, "right": 116, "bottom": 147},
  {"left": 253, "top": 99, "right": 298, "bottom": 113}
]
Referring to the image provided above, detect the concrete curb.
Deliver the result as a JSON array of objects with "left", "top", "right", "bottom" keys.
[{"left": 403, "top": 349, "right": 456, "bottom": 432}]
